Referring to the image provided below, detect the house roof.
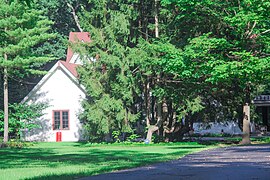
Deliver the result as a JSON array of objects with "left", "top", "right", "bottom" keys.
[
  {"left": 21, "top": 61, "right": 86, "bottom": 103},
  {"left": 59, "top": 60, "right": 79, "bottom": 77},
  {"left": 21, "top": 32, "right": 89, "bottom": 103},
  {"left": 253, "top": 95, "right": 270, "bottom": 106},
  {"left": 66, "top": 32, "right": 91, "bottom": 63},
  {"left": 64, "top": 32, "right": 91, "bottom": 77}
]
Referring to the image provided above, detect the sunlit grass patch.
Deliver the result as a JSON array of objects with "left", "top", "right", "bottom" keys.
[{"left": 0, "top": 142, "right": 214, "bottom": 180}]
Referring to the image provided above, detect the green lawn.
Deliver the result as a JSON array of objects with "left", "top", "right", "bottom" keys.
[{"left": 0, "top": 142, "right": 215, "bottom": 180}]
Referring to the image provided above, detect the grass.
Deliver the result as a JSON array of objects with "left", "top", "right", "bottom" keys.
[
  {"left": 225, "top": 136, "right": 270, "bottom": 144},
  {"left": 0, "top": 142, "right": 216, "bottom": 180}
]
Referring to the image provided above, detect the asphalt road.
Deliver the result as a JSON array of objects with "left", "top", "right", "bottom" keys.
[{"left": 81, "top": 144, "right": 270, "bottom": 180}]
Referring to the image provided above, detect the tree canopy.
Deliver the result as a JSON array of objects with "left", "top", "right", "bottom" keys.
[
  {"left": 1, "top": 0, "right": 270, "bottom": 143},
  {"left": 76, "top": 0, "right": 270, "bottom": 142}
]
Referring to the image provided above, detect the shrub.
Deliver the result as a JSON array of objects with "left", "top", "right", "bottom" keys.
[
  {"left": 126, "top": 133, "right": 140, "bottom": 142},
  {"left": 0, "top": 103, "right": 47, "bottom": 139},
  {"left": 152, "top": 134, "right": 165, "bottom": 143},
  {"left": 112, "top": 130, "right": 121, "bottom": 143},
  {"left": 0, "top": 139, "right": 33, "bottom": 149}
]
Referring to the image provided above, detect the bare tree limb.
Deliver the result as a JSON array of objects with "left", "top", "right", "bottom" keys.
[
  {"left": 246, "top": 21, "right": 257, "bottom": 37},
  {"left": 259, "top": 29, "right": 270, "bottom": 36},
  {"left": 132, "top": 66, "right": 140, "bottom": 74},
  {"left": 67, "top": 2, "right": 83, "bottom": 32},
  {"left": 238, "top": 0, "right": 241, "bottom": 10},
  {"left": 154, "top": 0, "right": 159, "bottom": 38}
]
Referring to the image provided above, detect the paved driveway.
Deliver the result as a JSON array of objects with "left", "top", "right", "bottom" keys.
[{"left": 81, "top": 144, "right": 270, "bottom": 180}]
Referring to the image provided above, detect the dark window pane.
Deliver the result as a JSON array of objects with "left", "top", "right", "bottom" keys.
[
  {"left": 54, "top": 111, "right": 61, "bottom": 130},
  {"left": 62, "top": 111, "right": 69, "bottom": 129}
]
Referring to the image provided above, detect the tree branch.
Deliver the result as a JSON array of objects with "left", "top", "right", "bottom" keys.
[
  {"left": 67, "top": 2, "right": 83, "bottom": 32},
  {"left": 132, "top": 66, "right": 140, "bottom": 74},
  {"left": 259, "top": 29, "right": 270, "bottom": 36},
  {"left": 246, "top": 21, "right": 257, "bottom": 38}
]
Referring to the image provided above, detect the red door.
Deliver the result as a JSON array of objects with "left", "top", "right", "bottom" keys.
[{"left": 56, "top": 132, "right": 62, "bottom": 142}]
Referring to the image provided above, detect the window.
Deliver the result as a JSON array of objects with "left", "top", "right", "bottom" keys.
[{"left": 53, "top": 110, "right": 69, "bottom": 130}]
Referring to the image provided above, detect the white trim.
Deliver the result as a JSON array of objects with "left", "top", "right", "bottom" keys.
[
  {"left": 70, "top": 53, "right": 95, "bottom": 64},
  {"left": 69, "top": 53, "right": 82, "bottom": 65},
  {"left": 22, "top": 61, "right": 86, "bottom": 103},
  {"left": 58, "top": 62, "right": 86, "bottom": 93},
  {"left": 21, "top": 63, "right": 58, "bottom": 103}
]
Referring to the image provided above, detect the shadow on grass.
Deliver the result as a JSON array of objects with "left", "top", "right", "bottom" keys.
[
  {"left": 25, "top": 173, "right": 91, "bottom": 180},
  {"left": 23, "top": 164, "right": 139, "bottom": 180},
  {"left": 23, "top": 151, "right": 193, "bottom": 180},
  {"left": 0, "top": 142, "right": 196, "bottom": 179},
  {"left": 166, "top": 145, "right": 207, "bottom": 149},
  {"left": 24, "top": 144, "right": 270, "bottom": 180}
]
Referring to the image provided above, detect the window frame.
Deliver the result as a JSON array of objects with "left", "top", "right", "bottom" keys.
[{"left": 52, "top": 110, "right": 70, "bottom": 130}]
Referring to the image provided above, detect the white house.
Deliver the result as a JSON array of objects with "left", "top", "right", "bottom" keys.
[
  {"left": 193, "top": 121, "right": 242, "bottom": 135},
  {"left": 22, "top": 32, "right": 90, "bottom": 142}
]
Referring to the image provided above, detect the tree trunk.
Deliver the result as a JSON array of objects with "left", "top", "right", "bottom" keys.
[
  {"left": 154, "top": 0, "right": 159, "bottom": 38},
  {"left": 240, "top": 103, "right": 251, "bottom": 144},
  {"left": 146, "top": 101, "right": 162, "bottom": 142},
  {"left": 145, "top": 0, "right": 160, "bottom": 143},
  {"left": 3, "top": 55, "right": 9, "bottom": 143},
  {"left": 146, "top": 126, "right": 158, "bottom": 142},
  {"left": 145, "top": 80, "right": 151, "bottom": 126},
  {"left": 125, "top": 108, "right": 129, "bottom": 128}
]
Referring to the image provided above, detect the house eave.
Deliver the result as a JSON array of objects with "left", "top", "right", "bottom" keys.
[{"left": 21, "top": 61, "right": 86, "bottom": 103}]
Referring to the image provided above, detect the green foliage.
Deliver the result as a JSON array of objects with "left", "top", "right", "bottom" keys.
[
  {"left": 138, "top": 39, "right": 205, "bottom": 120},
  {"left": 0, "top": 0, "right": 55, "bottom": 75},
  {"left": 157, "top": 0, "right": 270, "bottom": 123},
  {"left": 112, "top": 130, "right": 121, "bottom": 142},
  {"left": 0, "top": 103, "right": 46, "bottom": 138},
  {"left": 77, "top": 0, "right": 270, "bottom": 141},
  {"left": 126, "top": 133, "right": 140, "bottom": 142},
  {"left": 1, "top": 139, "right": 33, "bottom": 148},
  {"left": 177, "top": 97, "right": 204, "bottom": 119},
  {"left": 5, "top": 140, "right": 25, "bottom": 148},
  {"left": 152, "top": 134, "right": 165, "bottom": 143},
  {"left": 32, "top": 0, "right": 82, "bottom": 59},
  {"left": 0, "top": 0, "right": 55, "bottom": 142},
  {"left": 9, "top": 0, "right": 33, "bottom": 6},
  {"left": 25, "top": 0, "right": 269, "bottom": 142},
  {"left": 78, "top": 1, "right": 142, "bottom": 142}
]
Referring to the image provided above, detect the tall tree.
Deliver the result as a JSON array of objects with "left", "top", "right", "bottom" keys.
[
  {"left": 78, "top": 0, "right": 205, "bottom": 142},
  {"left": 161, "top": 0, "right": 270, "bottom": 144},
  {"left": 32, "top": 0, "right": 86, "bottom": 59},
  {"left": 0, "top": 0, "right": 54, "bottom": 142},
  {"left": 77, "top": 0, "right": 270, "bottom": 143},
  {"left": 77, "top": 0, "right": 140, "bottom": 141}
]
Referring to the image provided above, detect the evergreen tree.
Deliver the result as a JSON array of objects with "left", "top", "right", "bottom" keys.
[
  {"left": 0, "top": 0, "right": 55, "bottom": 142},
  {"left": 33, "top": 0, "right": 84, "bottom": 59},
  {"left": 78, "top": 0, "right": 207, "bottom": 142},
  {"left": 78, "top": 0, "right": 141, "bottom": 141}
]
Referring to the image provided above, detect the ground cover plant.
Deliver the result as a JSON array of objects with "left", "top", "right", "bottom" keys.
[
  {"left": 0, "top": 142, "right": 215, "bottom": 180},
  {"left": 225, "top": 137, "right": 270, "bottom": 144}
]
